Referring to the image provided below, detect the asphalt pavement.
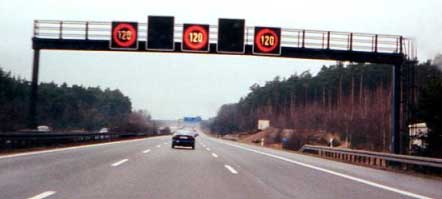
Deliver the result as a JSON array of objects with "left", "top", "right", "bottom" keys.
[{"left": 0, "top": 132, "right": 441, "bottom": 199}]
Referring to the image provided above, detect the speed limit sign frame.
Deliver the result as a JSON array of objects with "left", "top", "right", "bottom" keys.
[
  {"left": 181, "top": 24, "right": 210, "bottom": 52},
  {"left": 110, "top": 21, "right": 139, "bottom": 50},
  {"left": 252, "top": 26, "right": 281, "bottom": 56}
]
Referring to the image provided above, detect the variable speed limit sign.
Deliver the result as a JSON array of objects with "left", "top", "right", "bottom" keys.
[
  {"left": 182, "top": 24, "right": 210, "bottom": 52},
  {"left": 253, "top": 27, "right": 281, "bottom": 55},
  {"left": 110, "top": 22, "right": 138, "bottom": 50}
]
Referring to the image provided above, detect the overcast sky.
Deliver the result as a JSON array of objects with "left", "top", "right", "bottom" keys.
[{"left": 1, "top": 0, "right": 441, "bottom": 120}]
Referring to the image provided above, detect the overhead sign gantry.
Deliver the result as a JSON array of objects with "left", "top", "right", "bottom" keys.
[{"left": 30, "top": 16, "right": 417, "bottom": 154}]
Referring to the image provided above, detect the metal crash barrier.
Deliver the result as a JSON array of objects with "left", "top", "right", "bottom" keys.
[
  {"left": 300, "top": 145, "right": 442, "bottom": 173},
  {"left": 0, "top": 132, "right": 153, "bottom": 150}
]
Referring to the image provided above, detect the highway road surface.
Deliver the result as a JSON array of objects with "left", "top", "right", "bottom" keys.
[{"left": 0, "top": 133, "right": 441, "bottom": 199}]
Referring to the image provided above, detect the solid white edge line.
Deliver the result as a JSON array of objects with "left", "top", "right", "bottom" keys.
[
  {"left": 0, "top": 137, "right": 161, "bottom": 160},
  {"left": 111, "top": 159, "right": 128, "bottom": 167},
  {"left": 143, "top": 149, "right": 151, "bottom": 154},
  {"left": 27, "top": 191, "right": 56, "bottom": 199},
  {"left": 212, "top": 138, "right": 432, "bottom": 199},
  {"left": 224, "top": 164, "right": 238, "bottom": 174},
  {"left": 212, "top": 153, "right": 218, "bottom": 158}
]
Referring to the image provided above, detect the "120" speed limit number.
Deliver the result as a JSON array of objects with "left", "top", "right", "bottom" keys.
[
  {"left": 110, "top": 22, "right": 138, "bottom": 50},
  {"left": 253, "top": 27, "right": 281, "bottom": 55},
  {"left": 182, "top": 24, "right": 210, "bottom": 52}
]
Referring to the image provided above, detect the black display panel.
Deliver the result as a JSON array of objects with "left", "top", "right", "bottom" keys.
[
  {"left": 217, "top": 18, "right": 245, "bottom": 53},
  {"left": 147, "top": 16, "right": 175, "bottom": 51}
]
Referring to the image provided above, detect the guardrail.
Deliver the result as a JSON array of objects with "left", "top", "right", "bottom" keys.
[
  {"left": 300, "top": 145, "right": 442, "bottom": 173},
  {"left": 0, "top": 131, "right": 155, "bottom": 150},
  {"left": 33, "top": 20, "right": 417, "bottom": 59}
]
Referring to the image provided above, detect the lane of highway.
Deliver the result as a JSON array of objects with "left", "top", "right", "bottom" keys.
[
  {"left": 0, "top": 136, "right": 170, "bottom": 199},
  {"left": 202, "top": 135, "right": 441, "bottom": 199},
  {"left": 204, "top": 136, "right": 442, "bottom": 198},
  {"left": 0, "top": 133, "right": 440, "bottom": 199}
]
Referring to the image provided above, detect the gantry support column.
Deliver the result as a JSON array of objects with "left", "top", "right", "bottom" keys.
[{"left": 28, "top": 49, "right": 40, "bottom": 128}]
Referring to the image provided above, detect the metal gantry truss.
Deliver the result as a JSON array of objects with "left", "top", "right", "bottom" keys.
[{"left": 33, "top": 20, "right": 416, "bottom": 59}]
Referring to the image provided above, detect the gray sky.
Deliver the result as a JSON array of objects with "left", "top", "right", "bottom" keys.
[{"left": 1, "top": 0, "right": 441, "bottom": 120}]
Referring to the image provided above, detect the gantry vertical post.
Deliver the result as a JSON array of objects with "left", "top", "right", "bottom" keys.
[
  {"left": 28, "top": 49, "right": 40, "bottom": 129},
  {"left": 391, "top": 63, "right": 401, "bottom": 154}
]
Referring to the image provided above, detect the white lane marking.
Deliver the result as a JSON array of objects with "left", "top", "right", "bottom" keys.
[
  {"left": 164, "top": 142, "right": 168, "bottom": 144},
  {"left": 156, "top": 144, "right": 161, "bottom": 148},
  {"left": 111, "top": 159, "right": 128, "bottom": 167},
  {"left": 224, "top": 164, "right": 238, "bottom": 174},
  {"left": 0, "top": 136, "right": 165, "bottom": 160},
  {"left": 27, "top": 191, "right": 56, "bottom": 199},
  {"left": 143, "top": 149, "right": 151, "bottom": 154},
  {"left": 213, "top": 139, "right": 432, "bottom": 199},
  {"left": 206, "top": 147, "right": 211, "bottom": 151},
  {"left": 212, "top": 153, "right": 218, "bottom": 158}
]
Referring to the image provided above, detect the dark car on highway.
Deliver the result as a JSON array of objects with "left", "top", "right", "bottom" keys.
[{"left": 171, "top": 130, "right": 196, "bottom": 149}]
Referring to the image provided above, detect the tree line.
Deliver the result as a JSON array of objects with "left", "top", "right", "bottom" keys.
[
  {"left": 208, "top": 61, "right": 442, "bottom": 157},
  {"left": 0, "top": 67, "right": 155, "bottom": 133}
]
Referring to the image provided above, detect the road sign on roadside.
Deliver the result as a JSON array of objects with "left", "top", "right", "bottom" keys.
[
  {"left": 253, "top": 27, "right": 281, "bottom": 55},
  {"left": 258, "top": 120, "right": 270, "bottom": 130},
  {"left": 182, "top": 24, "right": 210, "bottom": 52},
  {"left": 110, "top": 22, "right": 138, "bottom": 50},
  {"left": 217, "top": 18, "right": 245, "bottom": 54},
  {"left": 147, "top": 16, "right": 175, "bottom": 51}
]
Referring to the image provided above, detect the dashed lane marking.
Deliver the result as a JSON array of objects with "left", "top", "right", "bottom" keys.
[
  {"left": 111, "top": 159, "right": 128, "bottom": 167},
  {"left": 27, "top": 191, "right": 56, "bottom": 199},
  {"left": 224, "top": 164, "right": 238, "bottom": 174},
  {"left": 143, "top": 149, "right": 151, "bottom": 154}
]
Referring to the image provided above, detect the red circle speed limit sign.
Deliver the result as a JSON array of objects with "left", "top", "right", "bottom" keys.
[
  {"left": 110, "top": 22, "right": 138, "bottom": 50},
  {"left": 182, "top": 24, "right": 209, "bottom": 52},
  {"left": 253, "top": 27, "right": 281, "bottom": 55}
]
